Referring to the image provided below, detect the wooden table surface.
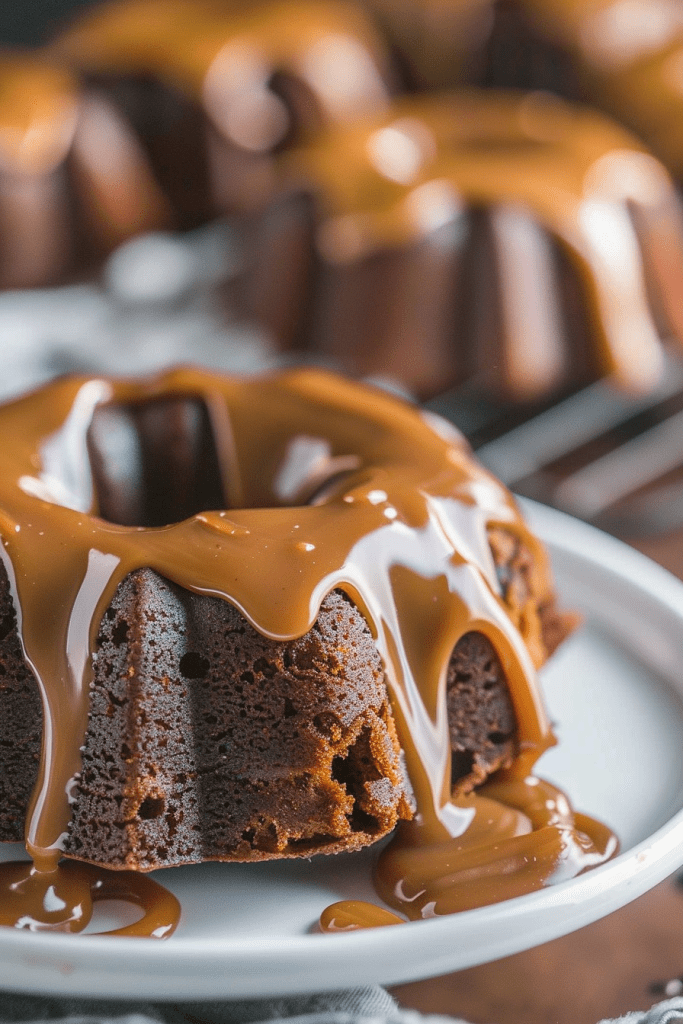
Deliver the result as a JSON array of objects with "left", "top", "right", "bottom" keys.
[{"left": 391, "top": 528, "right": 683, "bottom": 1024}]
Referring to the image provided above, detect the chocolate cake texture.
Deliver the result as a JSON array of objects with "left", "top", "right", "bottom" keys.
[{"left": 0, "top": 518, "right": 563, "bottom": 870}]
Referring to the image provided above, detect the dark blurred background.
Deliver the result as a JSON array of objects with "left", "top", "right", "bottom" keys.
[{"left": 0, "top": 0, "right": 101, "bottom": 44}]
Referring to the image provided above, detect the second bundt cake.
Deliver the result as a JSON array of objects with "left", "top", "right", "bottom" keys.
[
  {"left": 239, "top": 89, "right": 683, "bottom": 401},
  {"left": 53, "top": 0, "right": 395, "bottom": 223}
]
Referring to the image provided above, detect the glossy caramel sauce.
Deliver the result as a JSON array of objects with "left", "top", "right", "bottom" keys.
[
  {"left": 0, "top": 367, "right": 615, "bottom": 936},
  {"left": 319, "top": 900, "right": 404, "bottom": 931},
  {"left": 372, "top": 775, "right": 617, "bottom": 921},
  {"left": 320, "top": 777, "right": 617, "bottom": 931},
  {"left": 0, "top": 860, "right": 179, "bottom": 936}
]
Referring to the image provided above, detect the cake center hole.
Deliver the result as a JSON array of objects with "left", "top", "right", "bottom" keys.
[{"left": 87, "top": 396, "right": 226, "bottom": 527}]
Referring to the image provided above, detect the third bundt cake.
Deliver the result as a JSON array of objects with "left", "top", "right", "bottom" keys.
[
  {"left": 0, "top": 50, "right": 169, "bottom": 288},
  {"left": 361, "top": 0, "right": 683, "bottom": 190}
]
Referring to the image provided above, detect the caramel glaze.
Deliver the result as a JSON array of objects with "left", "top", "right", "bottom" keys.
[
  {"left": 319, "top": 900, "right": 404, "bottom": 931},
  {"left": 271, "top": 89, "right": 683, "bottom": 399},
  {"left": 0, "top": 366, "right": 615, "bottom": 935},
  {"left": 321, "top": 776, "right": 617, "bottom": 930},
  {"left": 0, "top": 860, "right": 179, "bottom": 937}
]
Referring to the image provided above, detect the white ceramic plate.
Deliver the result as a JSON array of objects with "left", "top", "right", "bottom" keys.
[{"left": 2, "top": 499, "right": 683, "bottom": 1000}]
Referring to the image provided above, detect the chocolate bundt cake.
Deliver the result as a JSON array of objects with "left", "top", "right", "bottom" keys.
[
  {"left": 0, "top": 50, "right": 169, "bottom": 289},
  {"left": 488, "top": 0, "right": 683, "bottom": 187},
  {"left": 240, "top": 89, "right": 683, "bottom": 401},
  {"left": 0, "top": 366, "right": 613, "bottom": 934},
  {"left": 53, "top": 0, "right": 395, "bottom": 223},
  {"left": 363, "top": 0, "right": 683, "bottom": 189}
]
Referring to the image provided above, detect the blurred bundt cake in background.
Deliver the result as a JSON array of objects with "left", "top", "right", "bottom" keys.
[
  {"left": 357, "top": 0, "right": 683, "bottom": 188},
  {"left": 53, "top": 0, "right": 396, "bottom": 224},
  {"left": 0, "top": 49, "right": 169, "bottom": 287},
  {"left": 239, "top": 89, "right": 683, "bottom": 400}
]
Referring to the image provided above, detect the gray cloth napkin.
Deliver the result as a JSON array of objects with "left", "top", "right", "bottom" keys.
[
  {"left": 0, "top": 988, "right": 682, "bottom": 1024},
  {"left": 598, "top": 998, "right": 683, "bottom": 1024},
  {"left": 0, "top": 987, "right": 460, "bottom": 1024}
]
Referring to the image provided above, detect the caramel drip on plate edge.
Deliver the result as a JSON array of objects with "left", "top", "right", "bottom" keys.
[{"left": 0, "top": 366, "right": 616, "bottom": 936}]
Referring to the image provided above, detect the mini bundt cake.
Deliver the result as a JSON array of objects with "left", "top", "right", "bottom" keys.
[
  {"left": 489, "top": 0, "right": 683, "bottom": 188},
  {"left": 0, "top": 49, "right": 169, "bottom": 289},
  {"left": 53, "top": 0, "right": 395, "bottom": 223},
  {"left": 0, "top": 365, "right": 610, "bottom": 935},
  {"left": 366, "top": 0, "right": 683, "bottom": 189},
  {"left": 239, "top": 89, "right": 683, "bottom": 401}
]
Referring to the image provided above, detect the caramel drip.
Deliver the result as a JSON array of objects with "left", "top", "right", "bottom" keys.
[
  {"left": 283, "top": 88, "right": 683, "bottom": 394},
  {"left": 319, "top": 900, "right": 404, "bottom": 931},
  {"left": 319, "top": 776, "right": 617, "bottom": 929},
  {"left": 0, "top": 366, "right": 613, "bottom": 934},
  {"left": 0, "top": 859, "right": 179, "bottom": 936},
  {"left": 373, "top": 775, "right": 617, "bottom": 919}
]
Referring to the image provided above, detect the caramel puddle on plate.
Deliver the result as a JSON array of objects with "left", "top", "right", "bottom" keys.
[{"left": 320, "top": 775, "right": 618, "bottom": 930}]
